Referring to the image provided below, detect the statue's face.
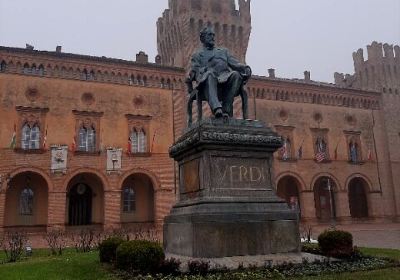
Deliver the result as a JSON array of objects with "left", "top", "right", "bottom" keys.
[{"left": 203, "top": 31, "right": 215, "bottom": 48}]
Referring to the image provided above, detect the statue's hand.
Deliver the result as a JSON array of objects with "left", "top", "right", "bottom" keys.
[
  {"left": 199, "top": 67, "right": 207, "bottom": 75},
  {"left": 243, "top": 66, "right": 252, "bottom": 78}
]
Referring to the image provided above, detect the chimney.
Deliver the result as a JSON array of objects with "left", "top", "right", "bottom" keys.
[
  {"left": 56, "top": 46, "right": 62, "bottom": 53},
  {"left": 268, "top": 68, "right": 276, "bottom": 78},
  {"left": 304, "top": 71, "right": 311, "bottom": 81},
  {"left": 136, "top": 51, "right": 149, "bottom": 63}
]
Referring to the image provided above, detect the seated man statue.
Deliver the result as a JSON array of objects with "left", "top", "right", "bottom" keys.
[{"left": 188, "top": 27, "right": 252, "bottom": 119}]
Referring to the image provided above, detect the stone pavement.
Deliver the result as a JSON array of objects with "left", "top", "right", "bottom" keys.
[{"left": 311, "top": 223, "right": 400, "bottom": 249}]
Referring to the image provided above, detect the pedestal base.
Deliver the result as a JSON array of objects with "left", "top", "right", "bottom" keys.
[
  {"left": 164, "top": 210, "right": 300, "bottom": 258},
  {"left": 165, "top": 118, "right": 301, "bottom": 258}
]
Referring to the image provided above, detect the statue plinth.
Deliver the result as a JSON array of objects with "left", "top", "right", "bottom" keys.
[{"left": 164, "top": 119, "right": 300, "bottom": 258}]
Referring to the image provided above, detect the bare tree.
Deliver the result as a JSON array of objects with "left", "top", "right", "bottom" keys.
[
  {"left": 44, "top": 229, "right": 67, "bottom": 255},
  {"left": 2, "top": 231, "right": 28, "bottom": 262}
]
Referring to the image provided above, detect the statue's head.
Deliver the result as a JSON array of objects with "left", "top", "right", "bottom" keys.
[{"left": 200, "top": 27, "right": 215, "bottom": 49}]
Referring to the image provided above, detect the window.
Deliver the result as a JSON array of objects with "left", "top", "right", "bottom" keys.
[
  {"left": 0, "top": 61, "right": 6, "bottom": 72},
  {"left": 126, "top": 114, "right": 151, "bottom": 155},
  {"left": 130, "top": 128, "right": 147, "bottom": 153},
  {"left": 315, "top": 136, "right": 328, "bottom": 162},
  {"left": 23, "top": 63, "right": 31, "bottom": 74},
  {"left": 122, "top": 187, "right": 136, "bottom": 213},
  {"left": 38, "top": 65, "right": 44, "bottom": 76},
  {"left": 20, "top": 187, "right": 34, "bottom": 216},
  {"left": 279, "top": 137, "right": 292, "bottom": 160},
  {"left": 83, "top": 69, "right": 94, "bottom": 81},
  {"left": 275, "top": 125, "right": 295, "bottom": 161},
  {"left": 21, "top": 123, "right": 41, "bottom": 150},
  {"left": 78, "top": 125, "right": 96, "bottom": 152},
  {"left": 349, "top": 140, "right": 359, "bottom": 163}
]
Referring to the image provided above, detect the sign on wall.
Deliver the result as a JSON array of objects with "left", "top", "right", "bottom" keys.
[
  {"left": 107, "top": 148, "right": 122, "bottom": 171},
  {"left": 51, "top": 145, "right": 68, "bottom": 173}
]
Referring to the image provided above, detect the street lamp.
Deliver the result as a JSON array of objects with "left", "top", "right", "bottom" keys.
[{"left": 327, "top": 178, "right": 336, "bottom": 230}]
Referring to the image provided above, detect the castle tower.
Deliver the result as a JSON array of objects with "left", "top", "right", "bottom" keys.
[
  {"left": 335, "top": 42, "right": 400, "bottom": 219},
  {"left": 157, "top": 0, "right": 251, "bottom": 69},
  {"left": 335, "top": 41, "right": 400, "bottom": 93}
]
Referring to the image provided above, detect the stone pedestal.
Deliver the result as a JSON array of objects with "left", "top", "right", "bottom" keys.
[{"left": 164, "top": 118, "right": 300, "bottom": 258}]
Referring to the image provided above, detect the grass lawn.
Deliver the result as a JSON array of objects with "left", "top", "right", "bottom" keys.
[
  {"left": 299, "top": 268, "right": 400, "bottom": 280},
  {"left": 0, "top": 249, "right": 116, "bottom": 280},
  {"left": 0, "top": 247, "right": 398, "bottom": 280}
]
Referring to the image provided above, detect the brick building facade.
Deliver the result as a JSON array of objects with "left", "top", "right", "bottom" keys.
[{"left": 0, "top": 0, "right": 399, "bottom": 233}]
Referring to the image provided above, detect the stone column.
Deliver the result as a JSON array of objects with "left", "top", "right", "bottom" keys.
[
  {"left": 299, "top": 191, "right": 317, "bottom": 222},
  {"left": 369, "top": 192, "right": 385, "bottom": 220},
  {"left": 47, "top": 191, "right": 67, "bottom": 230},
  {"left": 0, "top": 191, "right": 6, "bottom": 232},
  {"left": 335, "top": 191, "right": 351, "bottom": 223},
  {"left": 103, "top": 190, "right": 121, "bottom": 230}
]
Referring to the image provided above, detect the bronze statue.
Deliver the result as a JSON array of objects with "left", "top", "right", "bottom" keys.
[{"left": 186, "top": 27, "right": 252, "bottom": 125}]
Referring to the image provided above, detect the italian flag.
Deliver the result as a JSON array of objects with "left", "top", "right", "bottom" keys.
[
  {"left": 9, "top": 124, "right": 16, "bottom": 149},
  {"left": 43, "top": 127, "right": 48, "bottom": 150}
]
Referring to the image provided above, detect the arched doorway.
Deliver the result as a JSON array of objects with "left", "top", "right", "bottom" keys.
[
  {"left": 348, "top": 177, "right": 369, "bottom": 218},
  {"left": 277, "top": 176, "right": 301, "bottom": 215},
  {"left": 68, "top": 183, "right": 92, "bottom": 226},
  {"left": 4, "top": 171, "right": 48, "bottom": 230},
  {"left": 120, "top": 173, "right": 155, "bottom": 225},
  {"left": 66, "top": 173, "right": 104, "bottom": 226},
  {"left": 314, "top": 176, "right": 336, "bottom": 222}
]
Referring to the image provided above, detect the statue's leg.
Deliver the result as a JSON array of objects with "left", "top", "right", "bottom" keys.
[
  {"left": 187, "top": 95, "right": 194, "bottom": 126},
  {"left": 203, "top": 75, "right": 222, "bottom": 114},
  {"left": 223, "top": 72, "right": 243, "bottom": 117},
  {"left": 241, "top": 88, "right": 249, "bottom": 120}
]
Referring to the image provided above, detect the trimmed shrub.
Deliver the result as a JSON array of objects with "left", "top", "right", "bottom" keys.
[
  {"left": 115, "top": 240, "right": 165, "bottom": 273},
  {"left": 99, "top": 237, "right": 124, "bottom": 263},
  {"left": 318, "top": 230, "right": 354, "bottom": 258},
  {"left": 187, "top": 260, "right": 210, "bottom": 276},
  {"left": 158, "top": 258, "right": 181, "bottom": 276}
]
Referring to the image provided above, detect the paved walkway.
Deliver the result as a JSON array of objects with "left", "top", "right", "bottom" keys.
[
  {"left": 311, "top": 223, "right": 400, "bottom": 249},
  {"left": 7, "top": 223, "right": 400, "bottom": 250}
]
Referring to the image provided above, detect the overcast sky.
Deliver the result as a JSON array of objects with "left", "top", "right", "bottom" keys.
[{"left": 0, "top": 0, "right": 399, "bottom": 82}]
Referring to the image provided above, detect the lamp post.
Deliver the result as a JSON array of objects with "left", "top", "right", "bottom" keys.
[{"left": 327, "top": 178, "right": 336, "bottom": 230}]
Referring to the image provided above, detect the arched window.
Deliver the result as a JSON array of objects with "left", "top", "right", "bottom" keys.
[
  {"left": 279, "top": 137, "right": 291, "bottom": 160},
  {"left": 23, "top": 63, "right": 31, "bottom": 74},
  {"left": 349, "top": 141, "right": 359, "bottom": 163},
  {"left": 130, "top": 128, "right": 147, "bottom": 153},
  {"left": 128, "top": 75, "right": 135, "bottom": 86},
  {"left": 21, "top": 123, "right": 41, "bottom": 150},
  {"left": 138, "top": 129, "right": 146, "bottom": 153},
  {"left": 122, "top": 187, "right": 136, "bottom": 213},
  {"left": 130, "top": 129, "right": 139, "bottom": 153},
  {"left": 38, "top": 65, "right": 45, "bottom": 76},
  {"left": 78, "top": 125, "right": 96, "bottom": 152},
  {"left": 315, "top": 136, "right": 328, "bottom": 162},
  {"left": 20, "top": 187, "right": 34, "bottom": 216},
  {"left": 0, "top": 60, "right": 6, "bottom": 72}
]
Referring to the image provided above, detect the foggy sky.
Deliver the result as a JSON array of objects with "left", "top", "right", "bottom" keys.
[{"left": 0, "top": 0, "right": 399, "bottom": 82}]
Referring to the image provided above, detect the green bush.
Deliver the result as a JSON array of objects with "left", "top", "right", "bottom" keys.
[
  {"left": 115, "top": 240, "right": 165, "bottom": 273},
  {"left": 99, "top": 237, "right": 124, "bottom": 263},
  {"left": 318, "top": 230, "right": 354, "bottom": 258}
]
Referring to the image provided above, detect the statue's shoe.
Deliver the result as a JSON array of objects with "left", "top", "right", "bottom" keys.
[{"left": 214, "top": 108, "right": 223, "bottom": 118}]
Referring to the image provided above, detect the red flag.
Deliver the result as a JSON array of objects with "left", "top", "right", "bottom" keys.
[
  {"left": 70, "top": 135, "right": 76, "bottom": 152},
  {"left": 367, "top": 148, "right": 372, "bottom": 161},
  {"left": 150, "top": 131, "right": 157, "bottom": 154},
  {"left": 127, "top": 136, "right": 132, "bottom": 155},
  {"left": 9, "top": 123, "right": 16, "bottom": 149},
  {"left": 43, "top": 126, "right": 48, "bottom": 150}
]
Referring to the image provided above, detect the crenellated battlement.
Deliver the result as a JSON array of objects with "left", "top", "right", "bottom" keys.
[
  {"left": 157, "top": 0, "right": 251, "bottom": 68},
  {"left": 336, "top": 42, "right": 400, "bottom": 94}
]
